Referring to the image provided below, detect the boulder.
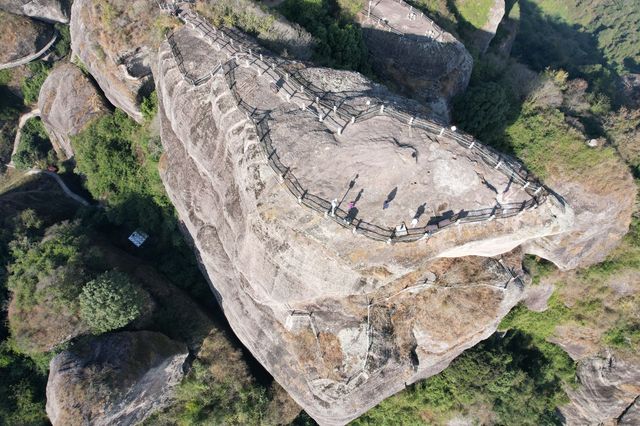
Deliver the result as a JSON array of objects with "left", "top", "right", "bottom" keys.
[
  {"left": 560, "top": 352, "right": 640, "bottom": 425},
  {"left": 0, "top": 10, "right": 55, "bottom": 69},
  {"left": 70, "top": 0, "right": 160, "bottom": 122},
  {"left": 154, "top": 13, "right": 575, "bottom": 424},
  {"left": 46, "top": 331, "right": 188, "bottom": 426},
  {"left": 354, "top": 0, "right": 473, "bottom": 118},
  {"left": 0, "top": 0, "right": 70, "bottom": 23},
  {"left": 38, "top": 62, "right": 109, "bottom": 159}
]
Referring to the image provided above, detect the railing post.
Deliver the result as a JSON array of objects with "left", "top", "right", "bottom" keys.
[
  {"left": 439, "top": 127, "right": 445, "bottom": 136},
  {"left": 380, "top": 104, "right": 385, "bottom": 113}
]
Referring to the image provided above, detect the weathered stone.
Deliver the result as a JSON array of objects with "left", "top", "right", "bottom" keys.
[
  {"left": 0, "top": 10, "right": 54, "bottom": 68},
  {"left": 70, "top": 0, "right": 159, "bottom": 122},
  {"left": 153, "top": 17, "right": 574, "bottom": 424},
  {"left": 474, "top": 0, "right": 506, "bottom": 54},
  {"left": 46, "top": 331, "right": 188, "bottom": 426},
  {"left": 38, "top": 62, "right": 109, "bottom": 159},
  {"left": 355, "top": 0, "right": 472, "bottom": 118},
  {"left": 0, "top": 0, "right": 70, "bottom": 23},
  {"left": 560, "top": 352, "right": 640, "bottom": 425}
]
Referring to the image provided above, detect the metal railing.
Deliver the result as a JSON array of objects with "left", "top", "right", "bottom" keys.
[{"left": 161, "top": 6, "right": 552, "bottom": 243}]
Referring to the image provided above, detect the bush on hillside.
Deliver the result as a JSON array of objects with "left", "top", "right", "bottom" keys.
[
  {"left": 12, "top": 118, "right": 56, "bottom": 170},
  {"left": 79, "top": 270, "right": 146, "bottom": 333}
]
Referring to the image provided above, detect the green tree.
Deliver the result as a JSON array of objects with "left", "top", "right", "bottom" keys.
[
  {"left": 453, "top": 81, "right": 512, "bottom": 142},
  {"left": 12, "top": 118, "right": 56, "bottom": 170},
  {"left": 79, "top": 271, "right": 145, "bottom": 333},
  {"left": 21, "top": 61, "right": 51, "bottom": 106}
]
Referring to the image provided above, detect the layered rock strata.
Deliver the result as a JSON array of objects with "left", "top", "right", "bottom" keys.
[
  {"left": 355, "top": 0, "right": 472, "bottom": 115},
  {"left": 38, "top": 62, "right": 109, "bottom": 159},
  {"left": 560, "top": 352, "right": 640, "bottom": 425},
  {"left": 154, "top": 9, "right": 573, "bottom": 424},
  {"left": 46, "top": 331, "right": 188, "bottom": 426}
]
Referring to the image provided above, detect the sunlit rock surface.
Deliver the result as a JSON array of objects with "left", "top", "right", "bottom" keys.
[
  {"left": 38, "top": 62, "right": 109, "bottom": 159},
  {"left": 46, "top": 331, "right": 188, "bottom": 426},
  {"left": 153, "top": 12, "right": 573, "bottom": 423},
  {"left": 0, "top": 0, "right": 70, "bottom": 23}
]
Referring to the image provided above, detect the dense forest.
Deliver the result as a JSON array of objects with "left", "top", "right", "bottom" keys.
[{"left": 0, "top": 0, "right": 638, "bottom": 424}]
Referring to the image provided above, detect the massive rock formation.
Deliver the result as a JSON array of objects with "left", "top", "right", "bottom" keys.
[
  {"left": 69, "top": 0, "right": 314, "bottom": 123},
  {"left": 355, "top": 0, "right": 472, "bottom": 117},
  {"left": 153, "top": 9, "right": 576, "bottom": 424},
  {"left": 560, "top": 352, "right": 640, "bottom": 425},
  {"left": 0, "top": 0, "right": 70, "bottom": 23},
  {"left": 474, "top": 0, "right": 506, "bottom": 54},
  {"left": 46, "top": 331, "right": 188, "bottom": 426},
  {"left": 38, "top": 62, "right": 109, "bottom": 159},
  {"left": 0, "top": 10, "right": 54, "bottom": 69}
]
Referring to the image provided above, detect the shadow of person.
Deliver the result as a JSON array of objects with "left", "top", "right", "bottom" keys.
[
  {"left": 354, "top": 188, "right": 364, "bottom": 203},
  {"left": 346, "top": 206, "right": 359, "bottom": 224},
  {"left": 385, "top": 187, "right": 397, "bottom": 204},
  {"left": 414, "top": 203, "right": 426, "bottom": 219}
]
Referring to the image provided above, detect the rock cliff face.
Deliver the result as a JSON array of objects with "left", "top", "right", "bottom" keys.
[
  {"left": 46, "top": 331, "right": 188, "bottom": 426},
  {"left": 0, "top": 10, "right": 54, "bottom": 68},
  {"left": 0, "top": 0, "right": 70, "bottom": 23},
  {"left": 355, "top": 0, "right": 472, "bottom": 117},
  {"left": 560, "top": 352, "right": 640, "bottom": 425},
  {"left": 38, "top": 62, "right": 109, "bottom": 159},
  {"left": 70, "top": 0, "right": 161, "bottom": 122},
  {"left": 153, "top": 11, "right": 575, "bottom": 424},
  {"left": 474, "top": 0, "right": 505, "bottom": 54}
]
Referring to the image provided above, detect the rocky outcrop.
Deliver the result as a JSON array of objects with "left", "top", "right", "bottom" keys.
[
  {"left": 70, "top": 0, "right": 160, "bottom": 122},
  {"left": 38, "top": 62, "right": 109, "bottom": 159},
  {"left": 0, "top": 10, "right": 54, "bottom": 69},
  {"left": 560, "top": 352, "right": 640, "bottom": 425},
  {"left": 46, "top": 331, "right": 188, "bottom": 426},
  {"left": 354, "top": 0, "right": 472, "bottom": 118},
  {"left": 523, "top": 168, "right": 636, "bottom": 270},
  {"left": 474, "top": 0, "right": 506, "bottom": 54},
  {"left": 0, "top": 0, "right": 70, "bottom": 23},
  {"left": 153, "top": 11, "right": 578, "bottom": 423}
]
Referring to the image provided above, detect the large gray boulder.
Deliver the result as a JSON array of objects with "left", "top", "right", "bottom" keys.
[
  {"left": 560, "top": 352, "right": 640, "bottom": 425},
  {"left": 0, "top": 0, "right": 70, "bottom": 23},
  {"left": 38, "top": 62, "right": 109, "bottom": 159},
  {"left": 154, "top": 12, "right": 576, "bottom": 424},
  {"left": 0, "top": 10, "right": 54, "bottom": 69},
  {"left": 46, "top": 331, "right": 188, "bottom": 426}
]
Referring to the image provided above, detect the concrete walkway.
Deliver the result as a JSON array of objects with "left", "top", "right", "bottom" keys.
[
  {"left": 25, "top": 169, "right": 90, "bottom": 206},
  {"left": 8, "top": 108, "right": 41, "bottom": 168},
  {"left": 0, "top": 32, "right": 57, "bottom": 70}
]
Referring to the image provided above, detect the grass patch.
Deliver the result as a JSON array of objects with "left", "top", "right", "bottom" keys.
[{"left": 456, "top": 0, "right": 494, "bottom": 28}]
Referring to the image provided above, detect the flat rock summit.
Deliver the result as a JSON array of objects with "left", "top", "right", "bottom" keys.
[{"left": 152, "top": 6, "right": 583, "bottom": 424}]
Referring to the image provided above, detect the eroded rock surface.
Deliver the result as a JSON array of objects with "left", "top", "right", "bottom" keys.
[
  {"left": 475, "top": 0, "right": 506, "bottom": 54},
  {"left": 39, "top": 62, "right": 109, "bottom": 159},
  {"left": 70, "top": 0, "right": 161, "bottom": 122},
  {"left": 0, "top": 0, "right": 70, "bottom": 23},
  {"left": 355, "top": 0, "right": 472, "bottom": 117},
  {"left": 153, "top": 11, "right": 575, "bottom": 423},
  {"left": 560, "top": 352, "right": 640, "bottom": 426},
  {"left": 46, "top": 331, "right": 188, "bottom": 426},
  {"left": 0, "top": 10, "right": 54, "bottom": 68}
]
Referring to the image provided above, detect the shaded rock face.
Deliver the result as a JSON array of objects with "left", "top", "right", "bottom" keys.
[
  {"left": 0, "top": 10, "right": 54, "bottom": 67},
  {"left": 70, "top": 0, "right": 159, "bottom": 122},
  {"left": 46, "top": 331, "right": 188, "bottom": 426},
  {"left": 355, "top": 0, "right": 472, "bottom": 117},
  {"left": 38, "top": 63, "right": 109, "bottom": 159},
  {"left": 474, "top": 0, "right": 505, "bottom": 54},
  {"left": 560, "top": 352, "right": 640, "bottom": 426},
  {"left": 154, "top": 13, "right": 574, "bottom": 423},
  {"left": 0, "top": 0, "right": 70, "bottom": 23}
]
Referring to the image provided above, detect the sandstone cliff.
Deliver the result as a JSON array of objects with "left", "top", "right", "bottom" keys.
[
  {"left": 355, "top": 0, "right": 472, "bottom": 117},
  {"left": 560, "top": 352, "right": 640, "bottom": 425},
  {"left": 0, "top": 10, "right": 54, "bottom": 69},
  {"left": 153, "top": 9, "right": 576, "bottom": 423},
  {"left": 38, "top": 62, "right": 109, "bottom": 159},
  {"left": 46, "top": 331, "right": 188, "bottom": 426},
  {"left": 0, "top": 0, "right": 70, "bottom": 23}
]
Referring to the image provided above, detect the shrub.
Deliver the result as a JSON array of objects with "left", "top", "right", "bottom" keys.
[
  {"left": 453, "top": 81, "right": 512, "bottom": 141},
  {"left": 12, "top": 118, "right": 56, "bottom": 170},
  {"left": 79, "top": 271, "right": 145, "bottom": 333},
  {"left": 141, "top": 91, "right": 158, "bottom": 123},
  {"left": 21, "top": 61, "right": 51, "bottom": 106}
]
